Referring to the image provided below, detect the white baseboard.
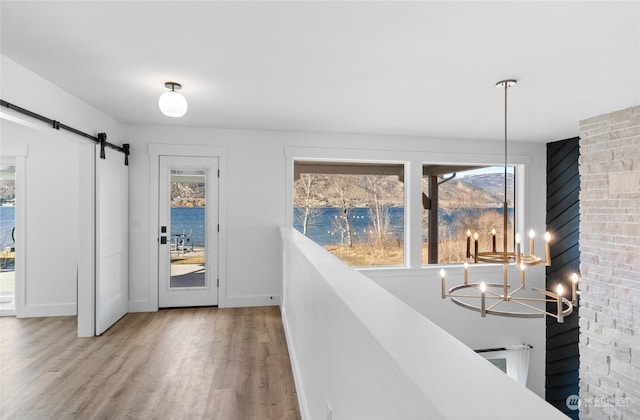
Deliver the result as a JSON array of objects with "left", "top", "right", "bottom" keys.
[
  {"left": 280, "top": 304, "right": 310, "bottom": 420},
  {"left": 221, "top": 294, "right": 281, "bottom": 308},
  {"left": 128, "top": 299, "right": 157, "bottom": 313},
  {"left": 21, "top": 303, "right": 76, "bottom": 318},
  {"left": 128, "top": 295, "right": 280, "bottom": 311}
]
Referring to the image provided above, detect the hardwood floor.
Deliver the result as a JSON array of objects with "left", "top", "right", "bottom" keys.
[{"left": 0, "top": 306, "right": 300, "bottom": 419}]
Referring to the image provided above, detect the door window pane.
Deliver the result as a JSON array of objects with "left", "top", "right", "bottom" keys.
[
  {"left": 170, "top": 170, "right": 206, "bottom": 288},
  {"left": 0, "top": 165, "right": 16, "bottom": 313}
]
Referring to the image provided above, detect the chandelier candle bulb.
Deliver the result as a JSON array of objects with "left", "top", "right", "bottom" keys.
[
  {"left": 515, "top": 233, "right": 521, "bottom": 266},
  {"left": 464, "top": 262, "right": 469, "bottom": 285},
  {"left": 466, "top": 230, "right": 471, "bottom": 258},
  {"left": 440, "top": 269, "right": 446, "bottom": 299},
  {"left": 502, "top": 264, "right": 509, "bottom": 298},
  {"left": 473, "top": 232, "right": 479, "bottom": 263},
  {"left": 480, "top": 282, "right": 487, "bottom": 317},
  {"left": 529, "top": 229, "right": 535, "bottom": 257},
  {"left": 520, "top": 264, "right": 526, "bottom": 288},
  {"left": 491, "top": 228, "right": 497, "bottom": 253},
  {"left": 544, "top": 232, "right": 551, "bottom": 266},
  {"left": 571, "top": 273, "right": 579, "bottom": 303},
  {"left": 556, "top": 284, "right": 564, "bottom": 323}
]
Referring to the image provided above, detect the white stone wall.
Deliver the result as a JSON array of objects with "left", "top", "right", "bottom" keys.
[{"left": 578, "top": 105, "right": 640, "bottom": 419}]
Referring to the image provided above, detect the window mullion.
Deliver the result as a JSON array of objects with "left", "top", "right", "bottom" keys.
[{"left": 407, "top": 161, "right": 423, "bottom": 269}]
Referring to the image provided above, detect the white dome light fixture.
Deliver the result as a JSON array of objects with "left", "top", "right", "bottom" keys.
[{"left": 159, "top": 82, "right": 188, "bottom": 117}]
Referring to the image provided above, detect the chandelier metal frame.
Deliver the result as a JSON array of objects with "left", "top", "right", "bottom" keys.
[{"left": 440, "top": 79, "right": 578, "bottom": 322}]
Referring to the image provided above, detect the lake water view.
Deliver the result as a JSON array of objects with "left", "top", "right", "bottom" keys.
[
  {"left": 0, "top": 205, "right": 513, "bottom": 261},
  {"left": 294, "top": 207, "right": 405, "bottom": 246},
  {"left": 0, "top": 206, "right": 207, "bottom": 249},
  {"left": 294, "top": 206, "right": 513, "bottom": 246},
  {"left": 0, "top": 206, "right": 15, "bottom": 271},
  {"left": 171, "top": 207, "right": 206, "bottom": 248},
  {"left": 0, "top": 207, "right": 14, "bottom": 244}
]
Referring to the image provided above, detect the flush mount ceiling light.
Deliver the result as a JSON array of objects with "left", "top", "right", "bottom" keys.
[{"left": 159, "top": 82, "right": 188, "bottom": 117}]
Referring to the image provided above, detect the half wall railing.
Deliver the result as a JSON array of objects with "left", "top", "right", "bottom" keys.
[{"left": 280, "top": 227, "right": 566, "bottom": 420}]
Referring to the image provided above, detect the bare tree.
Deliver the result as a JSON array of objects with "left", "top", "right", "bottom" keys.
[
  {"left": 363, "top": 175, "right": 392, "bottom": 245},
  {"left": 423, "top": 174, "right": 516, "bottom": 263},
  {"left": 330, "top": 175, "right": 358, "bottom": 248},
  {"left": 293, "top": 174, "right": 323, "bottom": 235}
]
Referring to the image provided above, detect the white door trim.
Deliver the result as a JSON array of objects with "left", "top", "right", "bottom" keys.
[
  {"left": 147, "top": 144, "right": 228, "bottom": 310},
  {"left": 158, "top": 156, "right": 218, "bottom": 307},
  {"left": 0, "top": 149, "right": 26, "bottom": 318}
]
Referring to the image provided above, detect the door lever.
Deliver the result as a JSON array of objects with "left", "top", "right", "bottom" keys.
[{"left": 160, "top": 226, "right": 167, "bottom": 244}]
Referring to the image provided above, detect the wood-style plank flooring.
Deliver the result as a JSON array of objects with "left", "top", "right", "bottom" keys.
[{"left": 0, "top": 306, "right": 300, "bottom": 419}]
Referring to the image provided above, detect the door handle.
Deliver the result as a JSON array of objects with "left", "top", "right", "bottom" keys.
[{"left": 160, "top": 226, "right": 167, "bottom": 244}]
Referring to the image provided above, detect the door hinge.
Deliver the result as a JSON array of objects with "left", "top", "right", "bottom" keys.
[
  {"left": 217, "top": 169, "right": 220, "bottom": 178},
  {"left": 217, "top": 278, "right": 220, "bottom": 287},
  {"left": 217, "top": 224, "right": 220, "bottom": 232}
]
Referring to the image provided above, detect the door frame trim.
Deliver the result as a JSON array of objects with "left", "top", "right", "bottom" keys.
[
  {"left": 147, "top": 144, "right": 228, "bottom": 310},
  {"left": 0, "top": 146, "right": 26, "bottom": 318},
  {"left": 158, "top": 155, "right": 218, "bottom": 308}
]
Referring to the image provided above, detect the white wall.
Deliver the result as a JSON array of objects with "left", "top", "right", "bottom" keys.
[
  {"left": 125, "top": 125, "right": 548, "bottom": 313},
  {"left": 126, "top": 125, "right": 292, "bottom": 311},
  {"left": 2, "top": 54, "right": 551, "bottom": 396},
  {"left": 282, "top": 227, "right": 564, "bottom": 420},
  {"left": 1, "top": 55, "right": 126, "bottom": 320}
]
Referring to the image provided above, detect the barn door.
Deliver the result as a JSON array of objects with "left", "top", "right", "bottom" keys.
[{"left": 95, "top": 144, "right": 128, "bottom": 335}]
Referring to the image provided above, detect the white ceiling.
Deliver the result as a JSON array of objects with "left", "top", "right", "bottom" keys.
[{"left": 1, "top": 1, "right": 639, "bottom": 142}]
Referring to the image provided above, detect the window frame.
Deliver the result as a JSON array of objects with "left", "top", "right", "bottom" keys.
[
  {"left": 285, "top": 146, "right": 530, "bottom": 270},
  {"left": 421, "top": 164, "right": 517, "bottom": 265},
  {"left": 290, "top": 158, "right": 408, "bottom": 267}
]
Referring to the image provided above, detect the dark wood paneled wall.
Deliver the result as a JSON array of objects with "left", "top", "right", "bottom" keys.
[{"left": 546, "top": 137, "right": 581, "bottom": 418}]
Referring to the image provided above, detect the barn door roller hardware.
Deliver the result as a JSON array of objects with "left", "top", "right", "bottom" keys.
[{"left": 1, "top": 98, "right": 130, "bottom": 166}]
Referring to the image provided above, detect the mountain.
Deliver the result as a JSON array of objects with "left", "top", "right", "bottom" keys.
[
  {"left": 294, "top": 172, "right": 514, "bottom": 209},
  {"left": 442, "top": 173, "right": 515, "bottom": 208},
  {"left": 0, "top": 180, "right": 15, "bottom": 203},
  {"left": 438, "top": 179, "right": 502, "bottom": 208},
  {"left": 171, "top": 182, "right": 206, "bottom": 207},
  {"left": 460, "top": 173, "right": 514, "bottom": 201}
]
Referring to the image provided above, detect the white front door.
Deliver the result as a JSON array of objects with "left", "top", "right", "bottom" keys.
[{"left": 158, "top": 156, "right": 219, "bottom": 307}]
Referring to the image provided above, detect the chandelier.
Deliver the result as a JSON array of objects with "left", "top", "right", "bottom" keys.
[{"left": 439, "top": 79, "right": 579, "bottom": 322}]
